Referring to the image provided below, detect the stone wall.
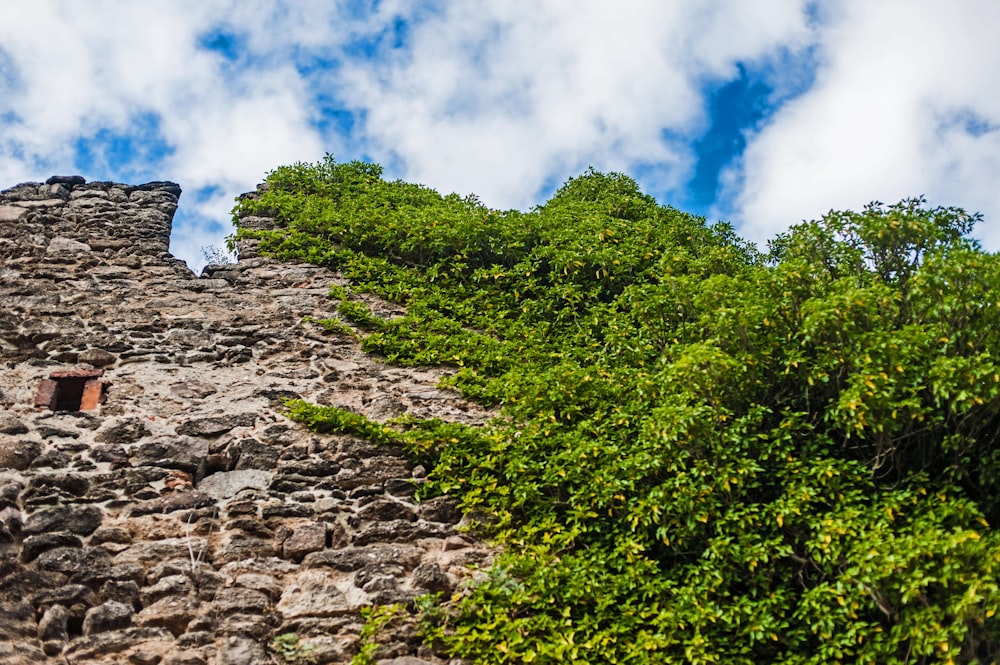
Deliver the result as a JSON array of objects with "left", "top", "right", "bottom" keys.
[{"left": 0, "top": 177, "right": 492, "bottom": 664}]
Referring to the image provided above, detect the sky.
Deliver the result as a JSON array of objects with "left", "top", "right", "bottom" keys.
[{"left": 1, "top": 1, "right": 998, "bottom": 272}]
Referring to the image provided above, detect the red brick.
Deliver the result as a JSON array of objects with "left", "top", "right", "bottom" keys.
[
  {"left": 50, "top": 369, "right": 104, "bottom": 379},
  {"left": 34, "top": 379, "right": 58, "bottom": 410},
  {"left": 79, "top": 380, "right": 104, "bottom": 411}
]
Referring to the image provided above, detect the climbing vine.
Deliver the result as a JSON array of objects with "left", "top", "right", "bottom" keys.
[{"left": 238, "top": 156, "right": 1000, "bottom": 664}]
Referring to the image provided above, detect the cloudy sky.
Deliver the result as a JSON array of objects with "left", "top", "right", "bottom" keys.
[{"left": 1, "top": 1, "right": 998, "bottom": 270}]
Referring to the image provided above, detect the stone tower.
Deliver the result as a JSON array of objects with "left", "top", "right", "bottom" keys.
[{"left": 0, "top": 176, "right": 489, "bottom": 664}]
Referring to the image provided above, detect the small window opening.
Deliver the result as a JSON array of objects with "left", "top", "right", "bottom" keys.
[{"left": 34, "top": 369, "right": 107, "bottom": 411}]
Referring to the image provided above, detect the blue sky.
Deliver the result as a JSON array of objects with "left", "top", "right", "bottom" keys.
[{"left": 2, "top": 1, "right": 998, "bottom": 271}]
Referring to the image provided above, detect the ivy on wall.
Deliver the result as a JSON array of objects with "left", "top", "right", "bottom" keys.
[{"left": 236, "top": 156, "right": 1000, "bottom": 664}]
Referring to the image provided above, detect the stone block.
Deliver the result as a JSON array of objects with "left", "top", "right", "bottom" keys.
[
  {"left": 83, "top": 600, "right": 133, "bottom": 635},
  {"left": 45, "top": 175, "right": 86, "bottom": 186},
  {"left": 276, "top": 570, "right": 349, "bottom": 618},
  {"left": 197, "top": 469, "right": 272, "bottom": 499},
  {"left": 46, "top": 236, "right": 92, "bottom": 253},
  {"left": 135, "top": 596, "right": 200, "bottom": 637},
  {"left": 303, "top": 544, "right": 423, "bottom": 572},
  {"left": 0, "top": 415, "right": 27, "bottom": 435},
  {"left": 79, "top": 348, "right": 116, "bottom": 367},
  {"left": 0, "top": 205, "right": 26, "bottom": 221},
  {"left": 281, "top": 522, "right": 327, "bottom": 562},
  {"left": 37, "top": 604, "right": 69, "bottom": 642},
  {"left": 0, "top": 438, "right": 41, "bottom": 470},
  {"left": 176, "top": 413, "right": 256, "bottom": 438}
]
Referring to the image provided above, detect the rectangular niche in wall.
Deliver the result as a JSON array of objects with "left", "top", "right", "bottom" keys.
[{"left": 34, "top": 369, "right": 107, "bottom": 411}]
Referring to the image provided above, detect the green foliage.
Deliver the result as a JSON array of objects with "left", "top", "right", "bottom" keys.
[
  {"left": 303, "top": 315, "right": 359, "bottom": 340},
  {"left": 272, "top": 633, "right": 316, "bottom": 664},
  {"left": 240, "top": 157, "right": 1000, "bottom": 663},
  {"left": 285, "top": 400, "right": 402, "bottom": 447},
  {"left": 352, "top": 604, "right": 403, "bottom": 665}
]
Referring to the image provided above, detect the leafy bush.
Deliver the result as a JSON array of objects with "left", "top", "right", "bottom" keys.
[{"left": 239, "top": 157, "right": 1000, "bottom": 664}]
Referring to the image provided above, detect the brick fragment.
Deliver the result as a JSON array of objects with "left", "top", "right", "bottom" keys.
[
  {"left": 34, "top": 379, "right": 58, "bottom": 410},
  {"left": 79, "top": 380, "right": 104, "bottom": 410},
  {"left": 50, "top": 369, "right": 104, "bottom": 379}
]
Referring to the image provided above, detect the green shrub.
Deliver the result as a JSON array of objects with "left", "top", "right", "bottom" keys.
[{"left": 242, "top": 157, "right": 1000, "bottom": 664}]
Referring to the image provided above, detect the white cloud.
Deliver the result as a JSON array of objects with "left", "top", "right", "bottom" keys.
[
  {"left": 0, "top": 0, "right": 816, "bottom": 269},
  {"left": 335, "top": 0, "right": 814, "bottom": 209},
  {"left": 4, "top": 0, "right": 994, "bottom": 271},
  {"left": 723, "top": 0, "right": 1000, "bottom": 250}
]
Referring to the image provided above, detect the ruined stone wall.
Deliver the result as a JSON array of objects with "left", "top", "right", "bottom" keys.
[{"left": 0, "top": 176, "right": 491, "bottom": 664}]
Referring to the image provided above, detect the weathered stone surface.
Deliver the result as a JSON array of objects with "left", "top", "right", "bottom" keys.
[
  {"left": 94, "top": 417, "right": 150, "bottom": 443},
  {"left": 355, "top": 565, "right": 402, "bottom": 592},
  {"left": 114, "top": 538, "right": 207, "bottom": 567},
  {"left": 128, "top": 490, "right": 215, "bottom": 516},
  {"left": 276, "top": 570, "right": 350, "bottom": 618},
  {"left": 412, "top": 563, "right": 452, "bottom": 594},
  {"left": 352, "top": 520, "right": 452, "bottom": 546},
  {"left": 72, "top": 563, "right": 145, "bottom": 588},
  {"left": 46, "top": 236, "right": 92, "bottom": 254},
  {"left": 37, "top": 604, "right": 69, "bottom": 642},
  {"left": 416, "top": 496, "right": 462, "bottom": 524},
  {"left": 136, "top": 596, "right": 201, "bottom": 637},
  {"left": 229, "top": 438, "right": 280, "bottom": 470},
  {"left": 61, "top": 626, "right": 174, "bottom": 661},
  {"left": 22, "top": 504, "right": 104, "bottom": 536},
  {"left": 197, "top": 469, "right": 272, "bottom": 499},
  {"left": 34, "top": 546, "right": 111, "bottom": 577},
  {"left": 303, "top": 544, "right": 424, "bottom": 572},
  {"left": 441, "top": 535, "right": 472, "bottom": 552},
  {"left": 0, "top": 204, "right": 27, "bottom": 221},
  {"left": 0, "top": 437, "right": 42, "bottom": 470},
  {"left": 218, "top": 636, "right": 270, "bottom": 665},
  {"left": 21, "top": 531, "right": 83, "bottom": 563},
  {"left": 280, "top": 521, "right": 327, "bottom": 562},
  {"left": 233, "top": 572, "right": 282, "bottom": 601},
  {"left": 141, "top": 574, "right": 194, "bottom": 606},
  {"left": 146, "top": 561, "right": 222, "bottom": 593},
  {"left": 213, "top": 532, "right": 276, "bottom": 564},
  {"left": 45, "top": 175, "right": 86, "bottom": 186},
  {"left": 358, "top": 498, "right": 417, "bottom": 523},
  {"left": 169, "top": 380, "right": 216, "bottom": 399},
  {"left": 83, "top": 600, "right": 134, "bottom": 635},
  {"left": 262, "top": 501, "right": 314, "bottom": 519},
  {"left": 24, "top": 472, "right": 89, "bottom": 499},
  {"left": 0, "top": 598, "right": 34, "bottom": 642},
  {"left": 0, "top": 175, "right": 494, "bottom": 662},
  {"left": 101, "top": 579, "right": 141, "bottom": 608},
  {"left": 128, "top": 437, "right": 208, "bottom": 473},
  {"left": 0, "top": 641, "right": 47, "bottom": 663},
  {"left": 161, "top": 650, "right": 209, "bottom": 665},
  {"left": 0, "top": 568, "right": 56, "bottom": 604},
  {"left": 213, "top": 587, "right": 270, "bottom": 615},
  {"left": 175, "top": 414, "right": 256, "bottom": 438},
  {"left": 30, "top": 584, "right": 98, "bottom": 611},
  {"left": 78, "top": 348, "right": 117, "bottom": 367},
  {"left": 0, "top": 415, "right": 28, "bottom": 435},
  {"left": 90, "top": 526, "right": 132, "bottom": 546}
]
